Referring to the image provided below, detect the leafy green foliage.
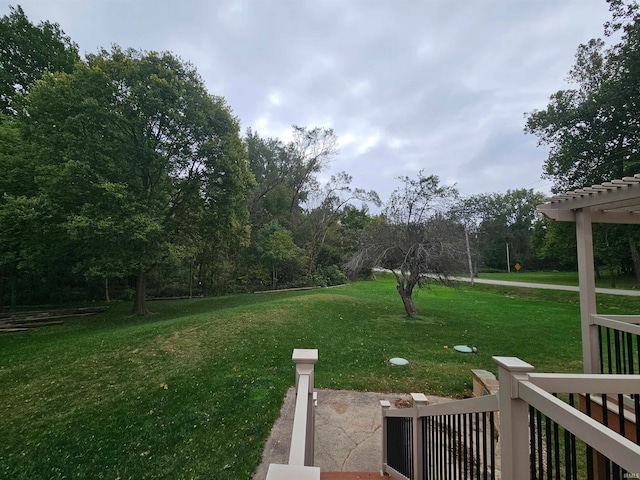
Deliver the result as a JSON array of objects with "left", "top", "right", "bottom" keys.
[
  {"left": 10, "top": 47, "right": 253, "bottom": 313},
  {"left": 0, "top": 5, "right": 79, "bottom": 115},
  {"left": 255, "top": 221, "right": 304, "bottom": 289},
  {"left": 525, "top": 0, "right": 640, "bottom": 192}
]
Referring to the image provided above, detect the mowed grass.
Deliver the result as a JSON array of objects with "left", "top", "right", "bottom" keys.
[{"left": 1, "top": 275, "right": 637, "bottom": 479}]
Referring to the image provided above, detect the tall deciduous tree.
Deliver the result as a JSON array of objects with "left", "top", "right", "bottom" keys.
[
  {"left": 525, "top": 0, "right": 640, "bottom": 193},
  {"left": 256, "top": 221, "right": 303, "bottom": 290},
  {"left": 287, "top": 126, "right": 338, "bottom": 226},
  {"left": 478, "top": 189, "right": 545, "bottom": 271},
  {"left": 345, "top": 172, "right": 465, "bottom": 317},
  {"left": 19, "top": 47, "right": 253, "bottom": 314},
  {"left": 301, "top": 172, "right": 380, "bottom": 278},
  {"left": 0, "top": 5, "right": 78, "bottom": 115},
  {"left": 525, "top": 0, "right": 640, "bottom": 282},
  {"left": 246, "top": 129, "right": 295, "bottom": 230}
]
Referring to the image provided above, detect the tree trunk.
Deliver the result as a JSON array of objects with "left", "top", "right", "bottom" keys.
[
  {"left": 105, "top": 277, "right": 110, "bottom": 302},
  {"left": 608, "top": 264, "right": 616, "bottom": 288},
  {"left": 133, "top": 267, "right": 149, "bottom": 316},
  {"left": 272, "top": 264, "right": 277, "bottom": 290},
  {"left": 465, "top": 225, "right": 474, "bottom": 287},
  {"left": 396, "top": 281, "right": 418, "bottom": 317},
  {"left": 9, "top": 270, "right": 17, "bottom": 312}
]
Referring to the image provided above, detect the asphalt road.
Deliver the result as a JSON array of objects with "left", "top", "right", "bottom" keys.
[{"left": 454, "top": 276, "right": 640, "bottom": 297}]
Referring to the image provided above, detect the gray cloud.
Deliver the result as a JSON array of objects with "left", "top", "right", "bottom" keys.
[{"left": 4, "top": 0, "right": 614, "bottom": 203}]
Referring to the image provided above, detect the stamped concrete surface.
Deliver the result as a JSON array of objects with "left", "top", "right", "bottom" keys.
[{"left": 252, "top": 388, "right": 453, "bottom": 479}]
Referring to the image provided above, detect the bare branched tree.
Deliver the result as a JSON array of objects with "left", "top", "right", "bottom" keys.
[{"left": 344, "top": 172, "right": 466, "bottom": 317}]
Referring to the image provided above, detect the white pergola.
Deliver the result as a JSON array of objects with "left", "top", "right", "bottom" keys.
[{"left": 537, "top": 175, "right": 640, "bottom": 374}]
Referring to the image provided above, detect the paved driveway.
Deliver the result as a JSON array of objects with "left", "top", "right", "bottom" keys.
[{"left": 453, "top": 276, "right": 640, "bottom": 297}]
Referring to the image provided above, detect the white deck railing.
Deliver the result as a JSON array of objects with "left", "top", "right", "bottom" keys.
[
  {"left": 381, "top": 392, "right": 499, "bottom": 479},
  {"left": 592, "top": 314, "right": 640, "bottom": 335},
  {"left": 589, "top": 314, "right": 640, "bottom": 375},
  {"left": 498, "top": 356, "right": 640, "bottom": 479},
  {"left": 381, "top": 357, "right": 640, "bottom": 480},
  {"left": 266, "top": 349, "right": 319, "bottom": 480}
]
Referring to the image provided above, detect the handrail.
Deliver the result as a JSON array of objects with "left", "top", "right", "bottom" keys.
[
  {"left": 519, "top": 379, "right": 640, "bottom": 474},
  {"left": 417, "top": 393, "right": 498, "bottom": 417},
  {"left": 592, "top": 314, "right": 640, "bottom": 335},
  {"left": 496, "top": 355, "right": 640, "bottom": 480},
  {"left": 265, "top": 349, "right": 319, "bottom": 480},
  {"left": 289, "top": 373, "right": 310, "bottom": 465},
  {"left": 527, "top": 372, "right": 640, "bottom": 394}
]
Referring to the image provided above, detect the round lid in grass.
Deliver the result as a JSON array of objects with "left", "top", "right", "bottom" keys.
[
  {"left": 389, "top": 357, "right": 409, "bottom": 366},
  {"left": 453, "top": 345, "right": 476, "bottom": 353}
]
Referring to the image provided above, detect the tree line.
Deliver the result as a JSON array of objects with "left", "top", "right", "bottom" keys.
[
  {"left": 526, "top": 0, "right": 640, "bottom": 287},
  {"left": 2, "top": 2, "right": 640, "bottom": 316}
]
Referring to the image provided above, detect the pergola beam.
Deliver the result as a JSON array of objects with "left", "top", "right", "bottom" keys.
[
  {"left": 538, "top": 207, "right": 640, "bottom": 224},
  {"left": 536, "top": 174, "right": 640, "bottom": 375}
]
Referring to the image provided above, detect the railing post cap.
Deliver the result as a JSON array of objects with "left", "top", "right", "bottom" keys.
[
  {"left": 492, "top": 356, "right": 534, "bottom": 372},
  {"left": 411, "top": 393, "right": 429, "bottom": 404},
  {"left": 292, "top": 348, "right": 318, "bottom": 364},
  {"left": 266, "top": 464, "right": 320, "bottom": 480}
]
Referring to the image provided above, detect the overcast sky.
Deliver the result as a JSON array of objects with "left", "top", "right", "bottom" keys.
[{"left": 3, "top": 0, "right": 616, "bottom": 204}]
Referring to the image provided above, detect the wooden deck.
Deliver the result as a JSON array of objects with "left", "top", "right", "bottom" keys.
[{"left": 320, "top": 473, "right": 386, "bottom": 479}]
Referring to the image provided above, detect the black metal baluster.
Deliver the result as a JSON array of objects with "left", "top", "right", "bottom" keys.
[
  {"left": 634, "top": 392, "right": 640, "bottom": 445},
  {"left": 536, "top": 409, "right": 544, "bottom": 478},
  {"left": 480, "top": 412, "right": 486, "bottom": 480},
  {"left": 463, "top": 413, "right": 468, "bottom": 480},
  {"left": 475, "top": 412, "right": 482, "bottom": 478},
  {"left": 438, "top": 416, "right": 442, "bottom": 480},
  {"left": 599, "top": 325, "right": 605, "bottom": 374},
  {"left": 602, "top": 393, "right": 612, "bottom": 480},
  {"left": 586, "top": 394, "right": 594, "bottom": 478},
  {"left": 626, "top": 331, "right": 633, "bottom": 374},
  {"left": 545, "top": 412, "right": 552, "bottom": 479},
  {"left": 615, "top": 330, "right": 623, "bottom": 374},
  {"left": 468, "top": 413, "right": 473, "bottom": 479},
  {"left": 530, "top": 406, "right": 537, "bottom": 480},
  {"left": 554, "top": 418, "right": 560, "bottom": 479},
  {"left": 444, "top": 415, "right": 449, "bottom": 480},
  {"left": 431, "top": 417, "right": 436, "bottom": 479},
  {"left": 490, "top": 411, "right": 496, "bottom": 480},
  {"left": 618, "top": 393, "right": 626, "bottom": 440},
  {"left": 607, "top": 328, "right": 614, "bottom": 374},
  {"left": 456, "top": 414, "right": 461, "bottom": 480}
]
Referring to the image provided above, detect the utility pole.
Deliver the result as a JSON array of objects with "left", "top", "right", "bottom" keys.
[{"left": 506, "top": 242, "right": 511, "bottom": 273}]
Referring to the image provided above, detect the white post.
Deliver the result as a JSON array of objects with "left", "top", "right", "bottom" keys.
[
  {"left": 412, "top": 393, "right": 428, "bottom": 480},
  {"left": 267, "top": 349, "right": 320, "bottom": 480},
  {"left": 292, "top": 348, "right": 318, "bottom": 467},
  {"left": 506, "top": 242, "right": 511, "bottom": 273},
  {"left": 380, "top": 400, "right": 391, "bottom": 475},
  {"left": 494, "top": 356, "right": 534, "bottom": 480},
  {"left": 576, "top": 208, "right": 600, "bottom": 374}
]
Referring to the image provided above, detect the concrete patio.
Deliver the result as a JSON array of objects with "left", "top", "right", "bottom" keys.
[{"left": 252, "top": 387, "right": 454, "bottom": 479}]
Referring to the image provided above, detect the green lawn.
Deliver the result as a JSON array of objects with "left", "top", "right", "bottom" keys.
[{"left": 1, "top": 276, "right": 637, "bottom": 479}]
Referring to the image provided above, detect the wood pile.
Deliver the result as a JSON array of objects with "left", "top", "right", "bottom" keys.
[{"left": 0, "top": 307, "right": 106, "bottom": 332}]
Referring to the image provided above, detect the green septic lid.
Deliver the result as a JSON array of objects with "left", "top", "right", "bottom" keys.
[
  {"left": 389, "top": 357, "right": 409, "bottom": 366},
  {"left": 453, "top": 345, "right": 473, "bottom": 353}
]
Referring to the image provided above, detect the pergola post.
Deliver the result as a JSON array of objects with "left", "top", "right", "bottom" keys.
[{"left": 575, "top": 208, "right": 600, "bottom": 374}]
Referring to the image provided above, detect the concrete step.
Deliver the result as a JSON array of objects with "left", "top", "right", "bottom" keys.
[{"left": 320, "top": 473, "right": 386, "bottom": 479}]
